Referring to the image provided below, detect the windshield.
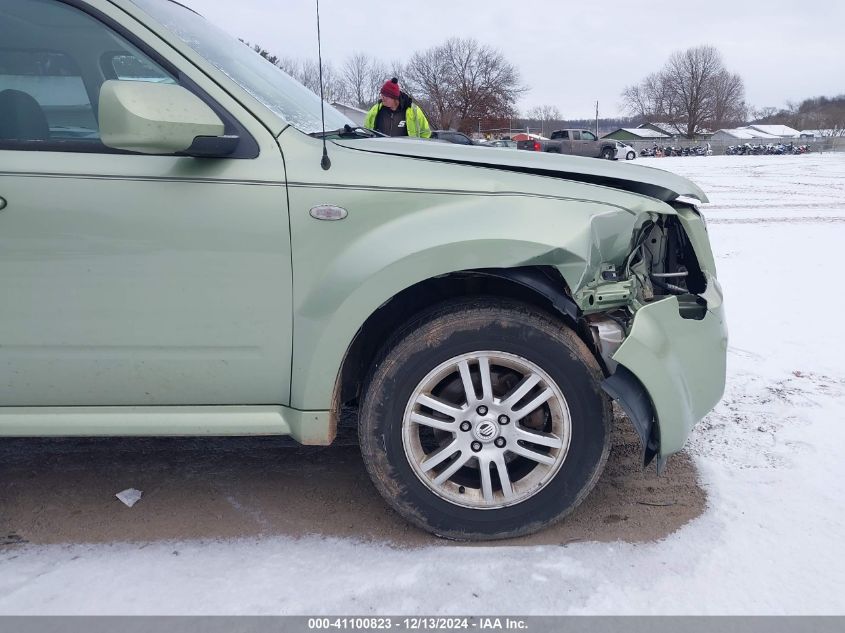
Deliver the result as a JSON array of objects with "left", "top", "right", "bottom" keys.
[{"left": 130, "top": 0, "right": 352, "bottom": 133}]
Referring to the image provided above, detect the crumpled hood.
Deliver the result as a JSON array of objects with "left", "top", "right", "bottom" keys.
[{"left": 333, "top": 137, "right": 709, "bottom": 204}]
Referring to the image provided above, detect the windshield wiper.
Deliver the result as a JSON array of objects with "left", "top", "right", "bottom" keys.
[{"left": 310, "top": 125, "right": 385, "bottom": 139}]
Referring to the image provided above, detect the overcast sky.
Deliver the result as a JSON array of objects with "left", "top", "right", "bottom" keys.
[{"left": 178, "top": 0, "right": 844, "bottom": 119}]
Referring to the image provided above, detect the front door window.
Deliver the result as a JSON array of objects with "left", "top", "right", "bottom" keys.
[{"left": 0, "top": 0, "right": 175, "bottom": 149}]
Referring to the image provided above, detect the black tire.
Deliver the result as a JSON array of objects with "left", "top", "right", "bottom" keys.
[
  {"left": 601, "top": 146, "right": 615, "bottom": 160},
  {"left": 358, "top": 298, "right": 612, "bottom": 540},
  {"left": 626, "top": 151, "right": 636, "bottom": 160}
]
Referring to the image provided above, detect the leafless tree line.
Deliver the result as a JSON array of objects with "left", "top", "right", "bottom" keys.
[
  {"left": 752, "top": 95, "right": 845, "bottom": 136},
  {"left": 242, "top": 44, "right": 355, "bottom": 105},
  {"left": 622, "top": 45, "right": 747, "bottom": 138},
  {"left": 243, "top": 39, "right": 524, "bottom": 133},
  {"left": 246, "top": 38, "right": 841, "bottom": 139},
  {"left": 520, "top": 105, "right": 561, "bottom": 136}
]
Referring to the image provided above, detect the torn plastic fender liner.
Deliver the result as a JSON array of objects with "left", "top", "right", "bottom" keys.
[
  {"left": 601, "top": 365, "right": 661, "bottom": 470},
  {"left": 473, "top": 267, "right": 580, "bottom": 323}
]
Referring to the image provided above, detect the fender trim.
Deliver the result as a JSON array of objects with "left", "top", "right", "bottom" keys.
[{"left": 472, "top": 267, "right": 580, "bottom": 323}]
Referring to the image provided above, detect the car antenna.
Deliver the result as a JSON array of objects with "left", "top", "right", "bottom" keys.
[{"left": 316, "top": 0, "right": 331, "bottom": 170}]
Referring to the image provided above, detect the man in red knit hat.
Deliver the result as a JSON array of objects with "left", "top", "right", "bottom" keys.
[{"left": 364, "top": 77, "right": 431, "bottom": 138}]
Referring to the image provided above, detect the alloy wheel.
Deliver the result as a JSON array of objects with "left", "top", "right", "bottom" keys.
[{"left": 402, "top": 351, "right": 572, "bottom": 509}]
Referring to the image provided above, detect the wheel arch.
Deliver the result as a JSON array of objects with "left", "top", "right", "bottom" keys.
[
  {"left": 333, "top": 266, "right": 584, "bottom": 429},
  {"left": 600, "top": 143, "right": 617, "bottom": 159}
]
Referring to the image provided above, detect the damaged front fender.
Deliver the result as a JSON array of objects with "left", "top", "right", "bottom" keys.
[
  {"left": 611, "top": 293, "right": 728, "bottom": 459},
  {"left": 590, "top": 200, "right": 727, "bottom": 466}
]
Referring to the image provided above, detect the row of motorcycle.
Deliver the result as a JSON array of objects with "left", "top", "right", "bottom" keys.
[
  {"left": 725, "top": 142, "right": 811, "bottom": 155},
  {"left": 639, "top": 144, "right": 713, "bottom": 157}
]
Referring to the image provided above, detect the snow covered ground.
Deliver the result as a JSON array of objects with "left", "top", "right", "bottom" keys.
[{"left": 2, "top": 154, "right": 844, "bottom": 615}]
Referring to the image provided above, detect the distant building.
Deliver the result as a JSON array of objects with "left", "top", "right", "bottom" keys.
[
  {"left": 711, "top": 127, "right": 782, "bottom": 141},
  {"left": 710, "top": 125, "right": 801, "bottom": 141},
  {"left": 636, "top": 122, "right": 712, "bottom": 139},
  {"left": 747, "top": 124, "right": 800, "bottom": 138},
  {"left": 603, "top": 128, "right": 670, "bottom": 141},
  {"left": 638, "top": 122, "right": 682, "bottom": 137}
]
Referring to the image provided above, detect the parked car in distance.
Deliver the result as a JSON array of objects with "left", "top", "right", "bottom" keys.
[
  {"left": 487, "top": 139, "right": 518, "bottom": 149},
  {"left": 0, "top": 0, "right": 727, "bottom": 541},
  {"left": 430, "top": 130, "right": 476, "bottom": 145},
  {"left": 517, "top": 129, "right": 618, "bottom": 159},
  {"left": 616, "top": 142, "right": 637, "bottom": 160}
]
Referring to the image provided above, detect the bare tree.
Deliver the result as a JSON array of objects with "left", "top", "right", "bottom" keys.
[
  {"left": 711, "top": 70, "right": 747, "bottom": 128},
  {"left": 342, "top": 53, "right": 370, "bottom": 108},
  {"left": 367, "top": 61, "right": 389, "bottom": 99},
  {"left": 275, "top": 56, "right": 302, "bottom": 79},
  {"left": 385, "top": 60, "right": 406, "bottom": 86},
  {"left": 241, "top": 42, "right": 349, "bottom": 104},
  {"left": 662, "top": 46, "right": 719, "bottom": 137},
  {"left": 297, "top": 58, "right": 348, "bottom": 104},
  {"left": 750, "top": 105, "right": 779, "bottom": 121},
  {"left": 363, "top": 60, "right": 406, "bottom": 109},
  {"left": 525, "top": 104, "right": 561, "bottom": 121},
  {"left": 622, "top": 45, "right": 746, "bottom": 137},
  {"left": 404, "top": 46, "right": 454, "bottom": 129},
  {"left": 621, "top": 72, "right": 678, "bottom": 123},
  {"left": 404, "top": 38, "right": 524, "bottom": 132},
  {"left": 341, "top": 53, "right": 391, "bottom": 109},
  {"left": 525, "top": 105, "right": 562, "bottom": 136}
]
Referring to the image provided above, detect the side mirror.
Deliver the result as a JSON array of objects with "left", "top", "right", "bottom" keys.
[{"left": 98, "top": 80, "right": 238, "bottom": 156}]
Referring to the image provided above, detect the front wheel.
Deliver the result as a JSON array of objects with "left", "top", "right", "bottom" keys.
[
  {"left": 601, "top": 147, "right": 615, "bottom": 160},
  {"left": 626, "top": 151, "right": 636, "bottom": 160},
  {"left": 358, "top": 299, "right": 612, "bottom": 540}
]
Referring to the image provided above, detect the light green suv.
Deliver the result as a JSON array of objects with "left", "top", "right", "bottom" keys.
[{"left": 0, "top": 0, "right": 727, "bottom": 540}]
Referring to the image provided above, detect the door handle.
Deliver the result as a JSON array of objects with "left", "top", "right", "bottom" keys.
[{"left": 0, "top": 197, "right": 6, "bottom": 211}]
